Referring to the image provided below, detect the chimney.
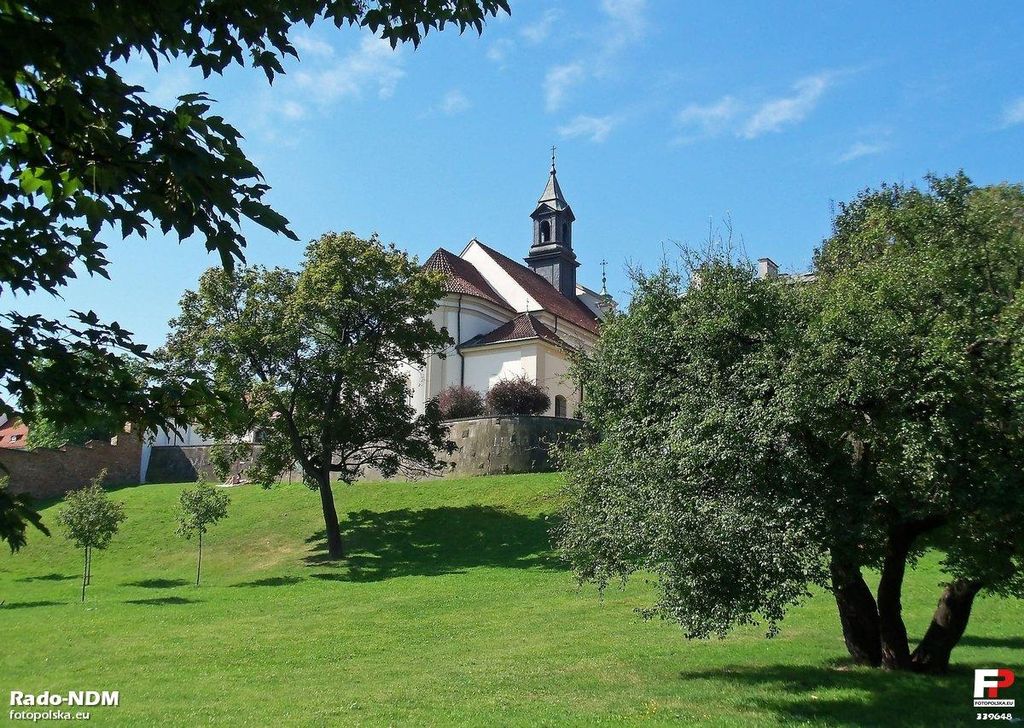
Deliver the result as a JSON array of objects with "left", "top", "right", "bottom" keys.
[{"left": 756, "top": 257, "right": 779, "bottom": 280}]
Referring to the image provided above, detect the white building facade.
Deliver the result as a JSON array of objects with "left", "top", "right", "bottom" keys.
[{"left": 409, "top": 161, "right": 613, "bottom": 418}]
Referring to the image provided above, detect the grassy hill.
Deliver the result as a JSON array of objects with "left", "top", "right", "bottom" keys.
[{"left": 1, "top": 474, "right": 1021, "bottom": 726}]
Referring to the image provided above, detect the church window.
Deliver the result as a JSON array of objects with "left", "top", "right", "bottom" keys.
[
  {"left": 554, "top": 395, "right": 567, "bottom": 418},
  {"left": 540, "top": 220, "right": 550, "bottom": 242}
]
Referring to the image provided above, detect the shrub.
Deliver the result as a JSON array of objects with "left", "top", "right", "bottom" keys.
[
  {"left": 486, "top": 376, "right": 550, "bottom": 416},
  {"left": 435, "top": 385, "right": 485, "bottom": 420}
]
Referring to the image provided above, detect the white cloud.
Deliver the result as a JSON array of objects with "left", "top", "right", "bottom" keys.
[
  {"left": 1001, "top": 98, "right": 1024, "bottom": 128},
  {"left": 280, "top": 100, "right": 307, "bottom": 120},
  {"left": 741, "top": 73, "right": 832, "bottom": 139},
  {"left": 599, "top": 0, "right": 648, "bottom": 55},
  {"left": 544, "top": 62, "right": 585, "bottom": 112},
  {"left": 674, "top": 96, "right": 740, "bottom": 141},
  {"left": 520, "top": 9, "right": 561, "bottom": 44},
  {"left": 558, "top": 114, "right": 618, "bottom": 143},
  {"left": 291, "top": 33, "right": 335, "bottom": 59},
  {"left": 538, "top": 0, "right": 647, "bottom": 115},
  {"left": 486, "top": 38, "right": 514, "bottom": 65},
  {"left": 294, "top": 36, "right": 405, "bottom": 104},
  {"left": 439, "top": 89, "right": 471, "bottom": 116},
  {"left": 837, "top": 140, "right": 887, "bottom": 163}
]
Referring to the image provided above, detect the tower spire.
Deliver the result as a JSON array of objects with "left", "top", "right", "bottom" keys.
[
  {"left": 526, "top": 151, "right": 578, "bottom": 298},
  {"left": 600, "top": 258, "right": 608, "bottom": 296}
]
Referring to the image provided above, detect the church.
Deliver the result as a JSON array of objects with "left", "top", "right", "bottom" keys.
[{"left": 407, "top": 158, "right": 614, "bottom": 419}]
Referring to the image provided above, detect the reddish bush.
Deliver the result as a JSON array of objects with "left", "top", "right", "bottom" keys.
[
  {"left": 485, "top": 376, "right": 550, "bottom": 416},
  {"left": 435, "top": 385, "right": 485, "bottom": 420}
]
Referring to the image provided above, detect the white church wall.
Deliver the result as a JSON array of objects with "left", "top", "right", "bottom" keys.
[
  {"left": 536, "top": 345, "right": 580, "bottom": 417},
  {"left": 462, "top": 344, "right": 536, "bottom": 395},
  {"left": 405, "top": 295, "right": 514, "bottom": 415}
]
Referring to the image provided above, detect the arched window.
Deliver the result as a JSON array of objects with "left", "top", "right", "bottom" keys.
[
  {"left": 554, "top": 395, "right": 567, "bottom": 418},
  {"left": 540, "top": 220, "right": 550, "bottom": 242}
]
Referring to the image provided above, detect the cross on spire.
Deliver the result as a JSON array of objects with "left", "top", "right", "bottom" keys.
[
  {"left": 600, "top": 258, "right": 608, "bottom": 296},
  {"left": 550, "top": 145, "right": 557, "bottom": 172}
]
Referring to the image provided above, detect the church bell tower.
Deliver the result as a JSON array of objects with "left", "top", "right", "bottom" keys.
[{"left": 525, "top": 149, "right": 578, "bottom": 298}]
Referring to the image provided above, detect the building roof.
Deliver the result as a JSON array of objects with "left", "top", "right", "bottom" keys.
[
  {"left": 537, "top": 167, "right": 570, "bottom": 212},
  {"left": 423, "top": 248, "right": 515, "bottom": 312},
  {"left": 472, "top": 241, "right": 600, "bottom": 334},
  {"left": 459, "top": 313, "right": 569, "bottom": 350},
  {"left": 0, "top": 416, "right": 28, "bottom": 449}
]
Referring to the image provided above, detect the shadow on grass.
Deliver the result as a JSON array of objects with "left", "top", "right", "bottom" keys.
[
  {"left": 18, "top": 573, "right": 76, "bottom": 582},
  {"left": 677, "top": 661, "right": 980, "bottom": 727},
  {"left": 958, "top": 635, "right": 1024, "bottom": 649},
  {"left": 125, "top": 596, "right": 198, "bottom": 606},
  {"left": 303, "top": 505, "right": 562, "bottom": 582},
  {"left": 2, "top": 600, "right": 65, "bottom": 609},
  {"left": 232, "top": 576, "right": 304, "bottom": 588},
  {"left": 124, "top": 578, "right": 191, "bottom": 589}
]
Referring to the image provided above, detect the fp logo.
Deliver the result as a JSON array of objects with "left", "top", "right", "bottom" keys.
[{"left": 974, "top": 669, "right": 1015, "bottom": 707}]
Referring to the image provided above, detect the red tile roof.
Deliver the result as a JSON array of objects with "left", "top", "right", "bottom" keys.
[
  {"left": 423, "top": 248, "right": 515, "bottom": 312},
  {"left": 471, "top": 241, "right": 600, "bottom": 334},
  {"left": 459, "top": 313, "right": 569, "bottom": 350},
  {"left": 0, "top": 417, "right": 29, "bottom": 449}
]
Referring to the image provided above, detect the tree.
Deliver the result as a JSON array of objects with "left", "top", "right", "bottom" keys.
[
  {"left": 0, "top": 0, "right": 509, "bottom": 554},
  {"left": 435, "top": 385, "right": 485, "bottom": 419},
  {"left": 162, "top": 231, "right": 454, "bottom": 559},
  {"left": 176, "top": 483, "right": 230, "bottom": 586},
  {"left": 0, "top": 476, "right": 48, "bottom": 552},
  {"left": 55, "top": 470, "right": 127, "bottom": 601},
  {"left": 557, "top": 174, "right": 1024, "bottom": 673},
  {"left": 23, "top": 401, "right": 124, "bottom": 450},
  {"left": 486, "top": 376, "right": 550, "bottom": 416}
]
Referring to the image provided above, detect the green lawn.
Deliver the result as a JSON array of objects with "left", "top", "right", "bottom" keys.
[{"left": 1, "top": 474, "right": 1021, "bottom": 726}]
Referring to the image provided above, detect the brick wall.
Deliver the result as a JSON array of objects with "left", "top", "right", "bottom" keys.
[{"left": 0, "top": 424, "right": 143, "bottom": 500}]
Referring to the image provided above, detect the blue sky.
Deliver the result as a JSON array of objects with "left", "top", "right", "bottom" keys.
[{"left": 16, "top": 0, "right": 1024, "bottom": 348}]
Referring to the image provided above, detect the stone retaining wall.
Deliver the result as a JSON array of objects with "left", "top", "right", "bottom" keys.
[
  {"left": 440, "top": 415, "right": 583, "bottom": 477},
  {"left": 145, "top": 415, "right": 583, "bottom": 484}
]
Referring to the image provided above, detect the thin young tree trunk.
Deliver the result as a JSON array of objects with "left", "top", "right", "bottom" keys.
[
  {"left": 829, "top": 556, "right": 882, "bottom": 666},
  {"left": 877, "top": 528, "right": 913, "bottom": 670},
  {"left": 196, "top": 531, "right": 203, "bottom": 586},
  {"left": 81, "top": 548, "right": 88, "bottom": 602},
  {"left": 86, "top": 546, "right": 92, "bottom": 585},
  {"left": 317, "top": 476, "right": 344, "bottom": 559},
  {"left": 911, "top": 579, "right": 983, "bottom": 674}
]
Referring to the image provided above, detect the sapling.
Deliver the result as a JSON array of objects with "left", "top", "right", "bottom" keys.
[
  {"left": 176, "top": 483, "right": 230, "bottom": 586},
  {"left": 56, "top": 470, "right": 126, "bottom": 602}
]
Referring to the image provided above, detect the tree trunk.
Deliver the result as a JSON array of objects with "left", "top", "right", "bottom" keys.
[
  {"left": 196, "top": 531, "right": 203, "bottom": 586},
  {"left": 81, "top": 547, "right": 88, "bottom": 603},
  {"left": 911, "top": 579, "right": 983, "bottom": 674},
  {"left": 877, "top": 529, "right": 913, "bottom": 670},
  {"left": 85, "top": 546, "right": 92, "bottom": 586},
  {"left": 829, "top": 556, "right": 882, "bottom": 666},
  {"left": 317, "top": 476, "right": 344, "bottom": 559}
]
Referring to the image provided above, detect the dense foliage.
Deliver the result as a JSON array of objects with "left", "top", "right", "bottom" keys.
[
  {"left": 435, "top": 385, "right": 485, "bottom": 420},
  {"left": 485, "top": 376, "right": 550, "bottom": 416},
  {"left": 0, "top": 477, "right": 48, "bottom": 552},
  {"left": 56, "top": 470, "right": 127, "bottom": 600},
  {"left": 23, "top": 402, "right": 122, "bottom": 450},
  {"left": 162, "top": 232, "right": 454, "bottom": 558},
  {"left": 558, "top": 173, "right": 1024, "bottom": 673},
  {"left": 177, "top": 482, "right": 230, "bottom": 585}
]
